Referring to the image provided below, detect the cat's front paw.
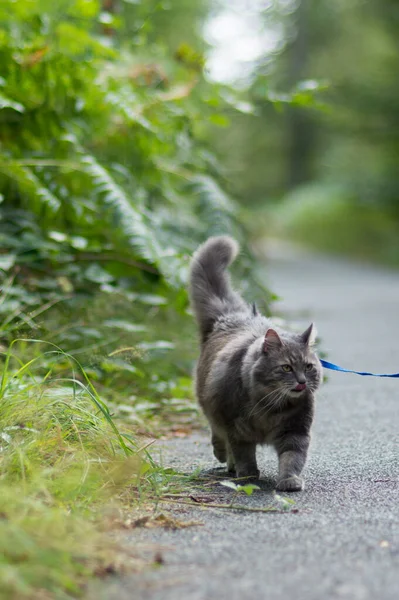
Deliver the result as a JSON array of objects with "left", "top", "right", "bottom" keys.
[
  {"left": 213, "top": 447, "right": 227, "bottom": 463},
  {"left": 276, "top": 475, "right": 304, "bottom": 492}
]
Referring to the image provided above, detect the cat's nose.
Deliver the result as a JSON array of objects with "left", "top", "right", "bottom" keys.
[{"left": 295, "top": 383, "right": 307, "bottom": 391}]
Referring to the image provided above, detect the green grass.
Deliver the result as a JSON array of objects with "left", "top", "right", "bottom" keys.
[
  {"left": 0, "top": 338, "right": 174, "bottom": 599},
  {"left": 0, "top": 278, "right": 204, "bottom": 599}
]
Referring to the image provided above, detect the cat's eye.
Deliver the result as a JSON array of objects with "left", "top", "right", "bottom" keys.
[
  {"left": 281, "top": 364, "right": 292, "bottom": 372},
  {"left": 305, "top": 363, "right": 313, "bottom": 371}
]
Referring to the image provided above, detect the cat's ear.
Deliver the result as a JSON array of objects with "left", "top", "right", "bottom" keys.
[
  {"left": 301, "top": 323, "right": 317, "bottom": 346},
  {"left": 263, "top": 328, "right": 283, "bottom": 352}
]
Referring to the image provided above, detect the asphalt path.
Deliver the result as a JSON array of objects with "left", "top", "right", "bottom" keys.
[{"left": 91, "top": 242, "right": 399, "bottom": 600}]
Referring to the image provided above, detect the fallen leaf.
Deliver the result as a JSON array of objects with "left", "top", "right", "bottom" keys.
[
  {"left": 123, "top": 513, "right": 202, "bottom": 530},
  {"left": 126, "top": 516, "right": 150, "bottom": 528},
  {"left": 153, "top": 551, "right": 164, "bottom": 565},
  {"left": 189, "top": 495, "right": 219, "bottom": 504}
]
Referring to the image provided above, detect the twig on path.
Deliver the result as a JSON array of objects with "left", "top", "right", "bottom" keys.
[{"left": 159, "top": 498, "right": 300, "bottom": 514}]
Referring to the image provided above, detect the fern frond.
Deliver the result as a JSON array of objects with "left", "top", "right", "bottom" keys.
[
  {"left": 189, "top": 174, "right": 236, "bottom": 214},
  {"left": 187, "top": 174, "right": 239, "bottom": 238},
  {"left": 80, "top": 154, "right": 187, "bottom": 284},
  {"left": 0, "top": 92, "right": 24, "bottom": 113},
  {"left": 104, "top": 90, "right": 154, "bottom": 132},
  {"left": 0, "top": 160, "right": 61, "bottom": 217}
]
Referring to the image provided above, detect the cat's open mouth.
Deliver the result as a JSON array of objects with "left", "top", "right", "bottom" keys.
[{"left": 292, "top": 383, "right": 307, "bottom": 393}]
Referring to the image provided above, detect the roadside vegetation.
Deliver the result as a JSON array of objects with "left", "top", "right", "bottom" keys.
[
  {"left": 3, "top": 0, "right": 396, "bottom": 596},
  {"left": 0, "top": 1, "right": 270, "bottom": 597}
]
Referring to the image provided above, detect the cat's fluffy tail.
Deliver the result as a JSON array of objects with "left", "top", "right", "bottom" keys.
[{"left": 189, "top": 236, "right": 246, "bottom": 342}]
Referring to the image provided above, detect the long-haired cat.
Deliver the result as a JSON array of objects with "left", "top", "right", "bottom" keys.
[{"left": 189, "top": 236, "right": 322, "bottom": 491}]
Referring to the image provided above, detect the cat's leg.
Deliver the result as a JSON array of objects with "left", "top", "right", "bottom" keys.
[
  {"left": 275, "top": 436, "right": 310, "bottom": 492},
  {"left": 226, "top": 440, "right": 235, "bottom": 474},
  {"left": 228, "top": 437, "right": 259, "bottom": 479},
  {"left": 211, "top": 431, "right": 236, "bottom": 474},
  {"left": 211, "top": 430, "right": 227, "bottom": 463}
]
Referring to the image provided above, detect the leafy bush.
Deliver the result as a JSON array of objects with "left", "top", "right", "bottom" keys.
[
  {"left": 0, "top": 0, "right": 271, "bottom": 437},
  {"left": 0, "top": 0, "right": 263, "bottom": 325},
  {"left": 0, "top": 338, "right": 169, "bottom": 599},
  {"left": 0, "top": 2, "right": 272, "bottom": 596}
]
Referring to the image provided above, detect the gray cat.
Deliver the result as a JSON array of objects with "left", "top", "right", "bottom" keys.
[{"left": 189, "top": 236, "right": 322, "bottom": 492}]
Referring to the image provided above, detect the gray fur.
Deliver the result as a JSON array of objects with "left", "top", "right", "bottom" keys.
[
  {"left": 189, "top": 236, "right": 322, "bottom": 492},
  {"left": 189, "top": 236, "right": 246, "bottom": 343}
]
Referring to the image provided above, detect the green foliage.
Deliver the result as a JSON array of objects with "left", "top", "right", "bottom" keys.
[
  {"left": 272, "top": 183, "right": 399, "bottom": 266},
  {"left": 219, "top": 481, "right": 296, "bottom": 512},
  {"left": 274, "top": 493, "right": 296, "bottom": 510},
  {"left": 0, "top": 0, "right": 268, "bottom": 338},
  {"left": 220, "top": 479, "right": 260, "bottom": 508},
  {"left": 0, "top": 338, "right": 167, "bottom": 599},
  {"left": 210, "top": 0, "right": 399, "bottom": 264},
  {"left": 264, "top": 80, "right": 329, "bottom": 110},
  {"left": 0, "top": 1, "right": 273, "bottom": 597},
  {"left": 0, "top": 0, "right": 269, "bottom": 424},
  {"left": 220, "top": 480, "right": 260, "bottom": 496}
]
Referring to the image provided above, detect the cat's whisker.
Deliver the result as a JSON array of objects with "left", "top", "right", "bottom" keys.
[
  {"left": 248, "top": 387, "right": 280, "bottom": 418},
  {"left": 260, "top": 398, "right": 282, "bottom": 418},
  {"left": 254, "top": 389, "right": 286, "bottom": 419},
  {"left": 254, "top": 388, "right": 283, "bottom": 413}
]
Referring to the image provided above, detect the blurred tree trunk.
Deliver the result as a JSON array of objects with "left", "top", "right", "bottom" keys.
[{"left": 286, "top": 0, "right": 315, "bottom": 189}]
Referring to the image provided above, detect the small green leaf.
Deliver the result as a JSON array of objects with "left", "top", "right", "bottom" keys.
[
  {"left": 49, "top": 231, "right": 67, "bottom": 243},
  {"left": 236, "top": 484, "right": 260, "bottom": 496},
  {"left": 138, "top": 341, "right": 175, "bottom": 351},
  {"left": 209, "top": 113, "right": 230, "bottom": 127},
  {"left": 0, "top": 92, "right": 25, "bottom": 113},
  {"left": 295, "top": 79, "right": 329, "bottom": 93},
  {"left": 101, "top": 358, "right": 141, "bottom": 375},
  {"left": 103, "top": 319, "right": 147, "bottom": 332},
  {"left": 84, "top": 264, "right": 114, "bottom": 283},
  {"left": 70, "top": 236, "right": 88, "bottom": 249},
  {"left": 136, "top": 294, "right": 167, "bottom": 305},
  {"left": 0, "top": 254, "right": 16, "bottom": 271},
  {"left": 98, "top": 12, "right": 113, "bottom": 25},
  {"left": 274, "top": 493, "right": 296, "bottom": 509}
]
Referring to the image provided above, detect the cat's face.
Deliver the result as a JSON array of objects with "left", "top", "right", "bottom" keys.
[{"left": 252, "top": 325, "right": 322, "bottom": 406}]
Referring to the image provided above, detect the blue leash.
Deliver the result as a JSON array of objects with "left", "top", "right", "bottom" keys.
[{"left": 320, "top": 359, "right": 399, "bottom": 378}]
